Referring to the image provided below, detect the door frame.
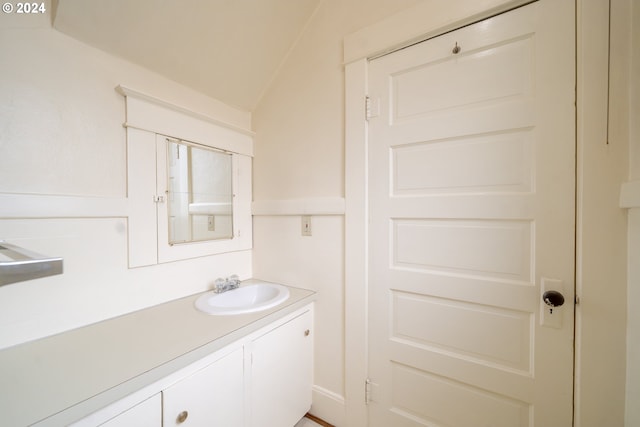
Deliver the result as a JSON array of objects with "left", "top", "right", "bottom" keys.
[{"left": 344, "top": 1, "right": 612, "bottom": 425}]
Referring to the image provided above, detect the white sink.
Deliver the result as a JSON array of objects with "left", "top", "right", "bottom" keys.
[{"left": 195, "top": 282, "right": 290, "bottom": 315}]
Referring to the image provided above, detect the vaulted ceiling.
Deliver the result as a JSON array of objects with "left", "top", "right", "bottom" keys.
[{"left": 53, "top": 0, "right": 321, "bottom": 111}]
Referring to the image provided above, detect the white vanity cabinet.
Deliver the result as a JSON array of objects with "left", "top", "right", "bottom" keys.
[
  {"left": 249, "top": 309, "right": 313, "bottom": 427},
  {"left": 160, "top": 307, "right": 313, "bottom": 427},
  {"left": 67, "top": 303, "right": 314, "bottom": 427},
  {"left": 162, "top": 347, "right": 244, "bottom": 427}
]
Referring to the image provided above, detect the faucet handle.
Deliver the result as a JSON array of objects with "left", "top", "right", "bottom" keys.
[
  {"left": 228, "top": 274, "right": 240, "bottom": 286},
  {"left": 214, "top": 277, "right": 226, "bottom": 292}
]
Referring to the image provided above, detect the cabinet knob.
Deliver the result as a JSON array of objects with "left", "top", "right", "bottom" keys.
[
  {"left": 304, "top": 329, "right": 310, "bottom": 337},
  {"left": 177, "top": 410, "right": 189, "bottom": 423}
]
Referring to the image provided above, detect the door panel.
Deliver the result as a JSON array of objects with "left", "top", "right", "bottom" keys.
[
  {"left": 390, "top": 363, "right": 530, "bottom": 427},
  {"left": 367, "top": 2, "right": 575, "bottom": 426},
  {"left": 391, "top": 37, "right": 533, "bottom": 121},
  {"left": 392, "top": 218, "right": 533, "bottom": 280},
  {"left": 391, "top": 129, "right": 534, "bottom": 195},
  {"left": 391, "top": 291, "right": 533, "bottom": 372}
]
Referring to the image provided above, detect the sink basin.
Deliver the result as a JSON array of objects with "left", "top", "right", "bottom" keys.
[{"left": 195, "top": 282, "right": 290, "bottom": 315}]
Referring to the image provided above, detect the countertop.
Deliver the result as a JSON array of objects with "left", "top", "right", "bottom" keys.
[{"left": 0, "top": 280, "right": 315, "bottom": 426}]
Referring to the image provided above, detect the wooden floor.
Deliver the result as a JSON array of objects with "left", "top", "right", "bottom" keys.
[
  {"left": 295, "top": 413, "right": 334, "bottom": 427},
  {"left": 294, "top": 417, "right": 322, "bottom": 427}
]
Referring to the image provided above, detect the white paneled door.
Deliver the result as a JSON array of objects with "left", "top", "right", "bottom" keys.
[{"left": 366, "top": 2, "right": 575, "bottom": 426}]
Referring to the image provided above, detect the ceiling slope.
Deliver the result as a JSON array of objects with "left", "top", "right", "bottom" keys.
[{"left": 53, "top": 0, "right": 321, "bottom": 111}]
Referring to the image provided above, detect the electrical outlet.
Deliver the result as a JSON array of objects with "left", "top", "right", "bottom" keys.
[{"left": 301, "top": 215, "right": 312, "bottom": 236}]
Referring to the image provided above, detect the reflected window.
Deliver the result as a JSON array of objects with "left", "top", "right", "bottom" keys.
[{"left": 167, "top": 139, "right": 233, "bottom": 244}]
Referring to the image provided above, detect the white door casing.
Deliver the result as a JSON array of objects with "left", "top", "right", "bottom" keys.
[{"left": 366, "top": 1, "right": 575, "bottom": 426}]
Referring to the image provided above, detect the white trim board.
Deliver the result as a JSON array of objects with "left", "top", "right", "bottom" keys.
[
  {"left": 116, "top": 86, "right": 255, "bottom": 137},
  {"left": 117, "top": 86, "right": 254, "bottom": 157},
  {"left": 0, "top": 193, "right": 128, "bottom": 219},
  {"left": 252, "top": 198, "right": 345, "bottom": 216},
  {"left": 310, "top": 385, "right": 346, "bottom": 427},
  {"left": 343, "top": 58, "right": 369, "bottom": 427},
  {"left": 620, "top": 181, "right": 640, "bottom": 208}
]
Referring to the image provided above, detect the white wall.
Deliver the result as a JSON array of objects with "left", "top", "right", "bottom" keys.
[
  {"left": 625, "top": 0, "right": 640, "bottom": 425},
  {"left": 0, "top": 7, "right": 252, "bottom": 349},
  {"left": 574, "top": 1, "right": 630, "bottom": 425},
  {"left": 627, "top": 207, "right": 640, "bottom": 427},
  {"left": 251, "top": 0, "right": 419, "bottom": 424}
]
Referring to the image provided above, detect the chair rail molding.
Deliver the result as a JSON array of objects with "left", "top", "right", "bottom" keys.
[
  {"left": 620, "top": 180, "right": 640, "bottom": 209},
  {"left": 252, "top": 198, "right": 345, "bottom": 216}
]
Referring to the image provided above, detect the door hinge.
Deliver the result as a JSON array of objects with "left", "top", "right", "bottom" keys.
[
  {"left": 153, "top": 195, "right": 165, "bottom": 203},
  {"left": 365, "top": 96, "right": 371, "bottom": 121},
  {"left": 365, "top": 378, "right": 372, "bottom": 404},
  {"left": 365, "top": 96, "right": 380, "bottom": 121}
]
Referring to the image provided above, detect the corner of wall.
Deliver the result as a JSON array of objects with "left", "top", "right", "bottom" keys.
[
  {"left": 576, "top": 0, "right": 630, "bottom": 425},
  {"left": 624, "top": 0, "right": 640, "bottom": 425}
]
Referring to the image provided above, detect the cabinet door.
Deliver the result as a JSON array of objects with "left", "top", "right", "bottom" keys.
[
  {"left": 163, "top": 347, "right": 244, "bottom": 427},
  {"left": 250, "top": 310, "right": 313, "bottom": 427},
  {"left": 99, "top": 394, "right": 161, "bottom": 427}
]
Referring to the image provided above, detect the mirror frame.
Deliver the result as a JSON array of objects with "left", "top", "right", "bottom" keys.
[
  {"left": 120, "top": 86, "right": 254, "bottom": 268},
  {"left": 156, "top": 134, "right": 252, "bottom": 264}
]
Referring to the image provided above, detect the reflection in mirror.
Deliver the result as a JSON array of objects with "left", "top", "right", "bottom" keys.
[{"left": 167, "top": 139, "right": 233, "bottom": 244}]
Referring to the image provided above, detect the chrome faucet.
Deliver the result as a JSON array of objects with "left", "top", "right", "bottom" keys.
[{"left": 213, "top": 275, "right": 241, "bottom": 293}]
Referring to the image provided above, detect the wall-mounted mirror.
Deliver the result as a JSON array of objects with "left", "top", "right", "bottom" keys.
[{"left": 167, "top": 139, "right": 233, "bottom": 244}]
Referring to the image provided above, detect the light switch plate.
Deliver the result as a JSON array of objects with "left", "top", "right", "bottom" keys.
[{"left": 301, "top": 216, "right": 312, "bottom": 236}]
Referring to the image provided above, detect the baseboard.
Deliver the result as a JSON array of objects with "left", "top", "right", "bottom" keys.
[{"left": 310, "top": 385, "right": 346, "bottom": 427}]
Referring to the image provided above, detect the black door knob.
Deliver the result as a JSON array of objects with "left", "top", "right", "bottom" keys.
[{"left": 543, "top": 290, "right": 565, "bottom": 307}]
